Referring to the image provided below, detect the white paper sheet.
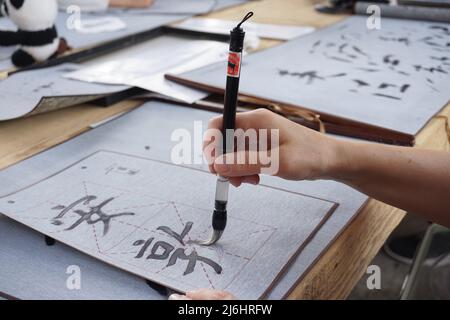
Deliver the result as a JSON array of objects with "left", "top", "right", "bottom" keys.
[{"left": 65, "top": 36, "right": 229, "bottom": 103}]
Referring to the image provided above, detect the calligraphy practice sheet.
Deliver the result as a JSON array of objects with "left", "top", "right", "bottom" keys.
[
  {"left": 172, "top": 16, "right": 450, "bottom": 137},
  {"left": 0, "top": 150, "right": 336, "bottom": 299}
]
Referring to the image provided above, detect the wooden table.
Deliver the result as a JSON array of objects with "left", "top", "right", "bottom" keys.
[{"left": 0, "top": 0, "right": 449, "bottom": 299}]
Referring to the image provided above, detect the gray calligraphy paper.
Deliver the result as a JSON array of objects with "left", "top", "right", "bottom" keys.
[
  {"left": 174, "top": 16, "right": 450, "bottom": 136},
  {"left": 0, "top": 150, "right": 335, "bottom": 299}
]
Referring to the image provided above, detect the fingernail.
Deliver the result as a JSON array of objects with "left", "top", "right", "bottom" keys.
[
  {"left": 230, "top": 180, "right": 242, "bottom": 187},
  {"left": 243, "top": 177, "right": 258, "bottom": 185},
  {"left": 169, "top": 294, "right": 184, "bottom": 300}
]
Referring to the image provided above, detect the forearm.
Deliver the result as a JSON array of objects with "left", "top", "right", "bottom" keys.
[
  {"left": 328, "top": 140, "right": 450, "bottom": 227},
  {"left": 207, "top": 110, "right": 450, "bottom": 227}
]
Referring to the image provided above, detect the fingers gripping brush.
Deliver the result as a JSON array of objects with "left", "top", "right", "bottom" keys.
[{"left": 199, "top": 12, "right": 253, "bottom": 246}]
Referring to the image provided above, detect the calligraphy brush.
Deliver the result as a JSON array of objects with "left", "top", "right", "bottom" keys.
[{"left": 199, "top": 12, "right": 253, "bottom": 246}]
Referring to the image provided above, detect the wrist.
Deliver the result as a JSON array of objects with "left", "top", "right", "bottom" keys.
[{"left": 322, "top": 138, "right": 363, "bottom": 183}]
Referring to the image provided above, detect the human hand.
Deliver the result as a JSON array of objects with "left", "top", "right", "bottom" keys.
[
  {"left": 203, "top": 109, "right": 340, "bottom": 187},
  {"left": 169, "top": 289, "right": 236, "bottom": 300}
]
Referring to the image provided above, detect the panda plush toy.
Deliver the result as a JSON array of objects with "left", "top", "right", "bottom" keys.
[{"left": 0, "top": 0, "right": 69, "bottom": 67}]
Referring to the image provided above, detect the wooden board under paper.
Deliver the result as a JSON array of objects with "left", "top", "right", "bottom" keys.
[{"left": 0, "top": 150, "right": 337, "bottom": 299}]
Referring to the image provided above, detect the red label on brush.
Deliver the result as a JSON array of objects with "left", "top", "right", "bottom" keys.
[{"left": 227, "top": 51, "right": 241, "bottom": 77}]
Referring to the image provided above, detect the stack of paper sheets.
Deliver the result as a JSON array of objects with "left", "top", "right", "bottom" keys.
[
  {"left": 0, "top": 35, "right": 230, "bottom": 121},
  {"left": 65, "top": 36, "right": 230, "bottom": 103}
]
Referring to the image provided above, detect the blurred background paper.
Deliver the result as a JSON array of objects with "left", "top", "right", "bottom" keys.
[
  {"left": 107, "top": 0, "right": 248, "bottom": 15},
  {"left": 65, "top": 36, "right": 229, "bottom": 103},
  {"left": 58, "top": 0, "right": 109, "bottom": 12},
  {"left": 174, "top": 18, "right": 316, "bottom": 41},
  {"left": 0, "top": 12, "right": 185, "bottom": 72},
  {"left": 73, "top": 16, "right": 127, "bottom": 34},
  {"left": 0, "top": 0, "right": 251, "bottom": 71},
  {"left": 0, "top": 64, "right": 129, "bottom": 121},
  {"left": 169, "top": 16, "right": 450, "bottom": 145}
]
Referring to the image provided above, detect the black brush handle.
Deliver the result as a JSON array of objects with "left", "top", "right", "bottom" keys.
[{"left": 222, "top": 13, "right": 252, "bottom": 153}]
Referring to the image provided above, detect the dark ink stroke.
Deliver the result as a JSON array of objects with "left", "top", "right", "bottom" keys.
[
  {"left": 52, "top": 195, "right": 134, "bottom": 235},
  {"left": 133, "top": 222, "right": 222, "bottom": 276},
  {"left": 157, "top": 222, "right": 193, "bottom": 246},
  {"left": 352, "top": 46, "right": 370, "bottom": 58},
  {"left": 134, "top": 238, "right": 154, "bottom": 259},
  {"left": 328, "top": 73, "right": 347, "bottom": 78},
  {"left": 324, "top": 52, "right": 352, "bottom": 63},
  {"left": 167, "top": 248, "right": 222, "bottom": 276},
  {"left": 373, "top": 93, "right": 401, "bottom": 100},
  {"left": 430, "top": 56, "right": 449, "bottom": 62},
  {"left": 309, "top": 40, "right": 321, "bottom": 53},
  {"left": 279, "top": 69, "right": 325, "bottom": 85},
  {"left": 338, "top": 43, "right": 348, "bottom": 54},
  {"left": 378, "top": 83, "right": 397, "bottom": 89},
  {"left": 383, "top": 54, "right": 400, "bottom": 67},
  {"left": 414, "top": 65, "right": 448, "bottom": 74},
  {"left": 400, "top": 84, "right": 411, "bottom": 93},
  {"left": 353, "top": 79, "right": 370, "bottom": 87},
  {"left": 147, "top": 241, "right": 175, "bottom": 260},
  {"left": 430, "top": 25, "right": 450, "bottom": 36},
  {"left": 357, "top": 68, "right": 380, "bottom": 72},
  {"left": 379, "top": 36, "right": 410, "bottom": 46}
]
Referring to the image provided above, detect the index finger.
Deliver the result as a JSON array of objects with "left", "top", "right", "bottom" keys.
[{"left": 207, "top": 109, "right": 277, "bottom": 132}]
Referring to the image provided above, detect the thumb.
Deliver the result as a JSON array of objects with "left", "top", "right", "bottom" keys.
[
  {"left": 214, "top": 151, "right": 263, "bottom": 177},
  {"left": 186, "top": 289, "right": 236, "bottom": 300}
]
